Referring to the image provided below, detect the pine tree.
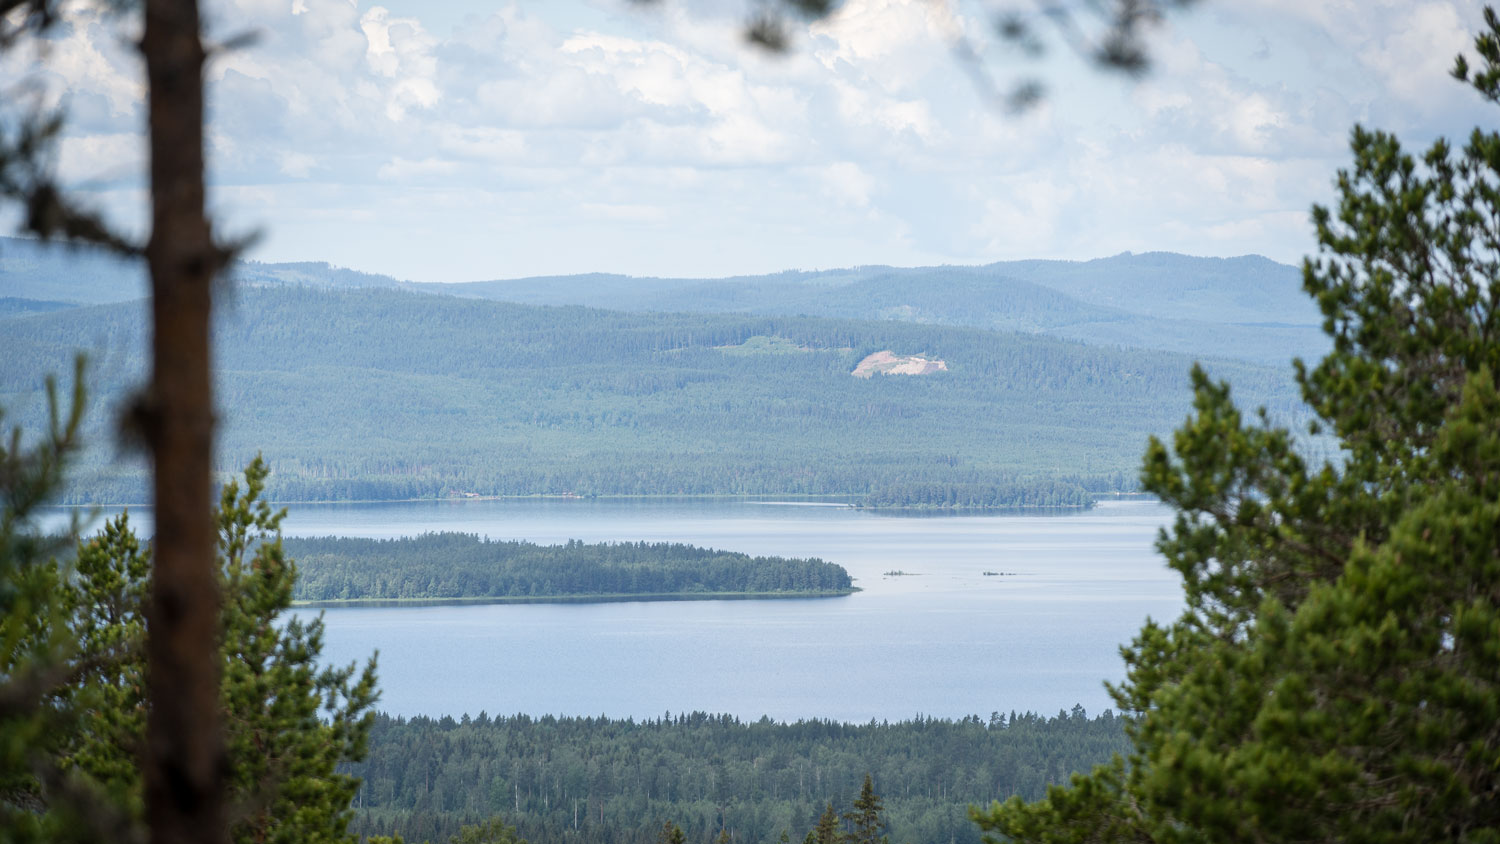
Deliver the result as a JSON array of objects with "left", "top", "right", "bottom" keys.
[
  {"left": 843, "top": 775, "right": 887, "bottom": 844},
  {"left": 214, "top": 458, "right": 379, "bottom": 844},
  {"left": 810, "top": 801, "right": 842, "bottom": 844},
  {"left": 973, "top": 11, "right": 1500, "bottom": 844},
  {"left": 33, "top": 458, "right": 379, "bottom": 844},
  {"left": 658, "top": 822, "right": 687, "bottom": 844},
  {"left": 0, "top": 367, "right": 134, "bottom": 843},
  {"left": 56, "top": 515, "right": 150, "bottom": 816}
]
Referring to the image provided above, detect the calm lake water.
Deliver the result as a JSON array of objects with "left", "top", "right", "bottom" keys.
[{"left": 58, "top": 498, "right": 1182, "bottom": 722}]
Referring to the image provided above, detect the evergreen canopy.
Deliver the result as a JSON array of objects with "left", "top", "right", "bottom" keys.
[
  {"left": 974, "top": 11, "right": 1500, "bottom": 843},
  {"left": 0, "top": 454, "right": 378, "bottom": 844}
]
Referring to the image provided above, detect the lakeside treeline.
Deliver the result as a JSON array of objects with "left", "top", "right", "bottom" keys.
[
  {"left": 347, "top": 708, "right": 1129, "bottom": 844},
  {"left": 860, "top": 479, "right": 1093, "bottom": 509},
  {"left": 286, "top": 534, "right": 856, "bottom": 603}
]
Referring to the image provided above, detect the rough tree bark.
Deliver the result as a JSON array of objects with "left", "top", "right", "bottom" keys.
[{"left": 140, "top": 1, "right": 226, "bottom": 843}]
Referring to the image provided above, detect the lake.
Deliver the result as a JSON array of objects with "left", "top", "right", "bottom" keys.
[{"left": 60, "top": 497, "right": 1183, "bottom": 723}]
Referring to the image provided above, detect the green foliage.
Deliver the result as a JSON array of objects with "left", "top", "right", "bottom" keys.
[
  {"left": 972, "top": 16, "right": 1500, "bottom": 844},
  {"left": 842, "top": 776, "right": 887, "bottom": 844},
  {"left": 860, "top": 480, "right": 1090, "bottom": 509},
  {"left": 718, "top": 336, "right": 810, "bottom": 356},
  {"left": 56, "top": 516, "right": 149, "bottom": 816},
  {"left": 348, "top": 709, "right": 1126, "bottom": 844},
  {"left": 658, "top": 821, "right": 688, "bottom": 844},
  {"left": 285, "top": 534, "right": 854, "bottom": 603},
  {"left": 0, "top": 362, "right": 135, "bottom": 844},
  {"left": 4, "top": 456, "right": 379, "bottom": 844},
  {"left": 1452, "top": 7, "right": 1500, "bottom": 99},
  {"left": 810, "top": 804, "right": 840, "bottom": 844},
  {"left": 215, "top": 458, "right": 380, "bottom": 844},
  {"left": 449, "top": 817, "right": 527, "bottom": 844}
]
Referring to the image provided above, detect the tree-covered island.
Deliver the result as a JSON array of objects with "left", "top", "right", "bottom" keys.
[{"left": 286, "top": 533, "right": 857, "bottom": 605}]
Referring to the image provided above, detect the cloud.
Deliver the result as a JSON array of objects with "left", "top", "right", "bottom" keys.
[
  {"left": 1356, "top": 1, "right": 1472, "bottom": 108},
  {"left": 1210, "top": 0, "right": 1485, "bottom": 132},
  {"left": 1, "top": 0, "right": 1485, "bottom": 281},
  {"left": 58, "top": 133, "right": 143, "bottom": 186},
  {"left": 279, "top": 151, "right": 318, "bottom": 178},
  {"left": 359, "top": 6, "right": 441, "bottom": 120},
  {"left": 376, "top": 156, "right": 459, "bottom": 181},
  {"left": 434, "top": 126, "right": 528, "bottom": 164},
  {"left": 0, "top": 6, "right": 142, "bottom": 119},
  {"left": 818, "top": 161, "right": 876, "bottom": 208},
  {"left": 809, "top": 0, "right": 958, "bottom": 88}
]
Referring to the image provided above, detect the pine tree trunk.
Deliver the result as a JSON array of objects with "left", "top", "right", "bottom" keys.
[{"left": 140, "top": 2, "right": 226, "bottom": 843}]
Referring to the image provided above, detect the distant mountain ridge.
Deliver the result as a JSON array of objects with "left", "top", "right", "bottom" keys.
[
  {"left": 437, "top": 252, "right": 1317, "bottom": 326},
  {"left": 0, "top": 236, "right": 402, "bottom": 305},
  {"left": 424, "top": 254, "right": 1325, "bottom": 364},
  {"left": 0, "top": 236, "right": 1327, "bottom": 363}
]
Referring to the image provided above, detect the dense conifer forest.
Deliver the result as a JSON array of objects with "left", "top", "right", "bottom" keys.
[
  {"left": 347, "top": 708, "right": 1129, "bottom": 844},
  {"left": 286, "top": 534, "right": 855, "bottom": 603},
  {"left": 0, "top": 285, "right": 1300, "bottom": 507}
]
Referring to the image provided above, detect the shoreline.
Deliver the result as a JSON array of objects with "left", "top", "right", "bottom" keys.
[
  {"left": 294, "top": 589, "right": 861, "bottom": 609},
  {"left": 51, "top": 491, "right": 1156, "bottom": 510}
]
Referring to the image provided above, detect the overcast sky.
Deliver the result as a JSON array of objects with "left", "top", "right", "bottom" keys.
[{"left": 1, "top": 0, "right": 1489, "bottom": 282}]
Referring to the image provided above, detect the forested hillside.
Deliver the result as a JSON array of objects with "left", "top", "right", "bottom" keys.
[
  {"left": 348, "top": 709, "right": 1129, "bottom": 844},
  {"left": 432, "top": 253, "right": 1312, "bottom": 323},
  {"left": 286, "top": 534, "right": 855, "bottom": 603},
  {"left": 1, "top": 237, "right": 1325, "bottom": 363},
  {"left": 427, "top": 254, "right": 1327, "bottom": 364},
  {"left": 1, "top": 285, "right": 1300, "bottom": 505}
]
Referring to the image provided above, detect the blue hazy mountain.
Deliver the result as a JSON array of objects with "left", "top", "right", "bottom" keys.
[
  {"left": 425, "top": 254, "right": 1325, "bottom": 364},
  {"left": 0, "top": 236, "right": 399, "bottom": 305},
  {"left": 1, "top": 236, "right": 1324, "bottom": 363}
]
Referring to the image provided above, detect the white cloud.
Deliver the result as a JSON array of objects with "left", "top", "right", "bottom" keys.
[
  {"left": 474, "top": 66, "right": 643, "bottom": 130},
  {"left": 434, "top": 126, "right": 528, "bottom": 164},
  {"left": 1356, "top": 2, "right": 1471, "bottom": 107},
  {"left": 819, "top": 162, "right": 875, "bottom": 208},
  {"left": 376, "top": 156, "right": 459, "bottom": 181},
  {"left": 279, "top": 151, "right": 318, "bottom": 178},
  {"left": 0, "top": 0, "right": 1482, "bottom": 280},
  {"left": 1201, "top": 0, "right": 1485, "bottom": 132},
  {"left": 58, "top": 133, "right": 143, "bottom": 185},
  {"left": 1221, "top": 91, "right": 1288, "bottom": 152},
  {"left": 359, "top": 5, "right": 440, "bottom": 119},
  {"left": 809, "top": 0, "right": 957, "bottom": 87},
  {"left": 0, "top": 6, "right": 142, "bottom": 117}
]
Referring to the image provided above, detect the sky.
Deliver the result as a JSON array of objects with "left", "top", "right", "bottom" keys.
[{"left": 0, "top": 0, "right": 1489, "bottom": 282}]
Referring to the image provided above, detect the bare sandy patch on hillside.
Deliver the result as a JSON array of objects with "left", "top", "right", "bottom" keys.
[{"left": 852, "top": 350, "right": 949, "bottom": 378}]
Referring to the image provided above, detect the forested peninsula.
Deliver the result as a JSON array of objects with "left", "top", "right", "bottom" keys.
[{"left": 286, "top": 533, "right": 856, "bottom": 605}]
